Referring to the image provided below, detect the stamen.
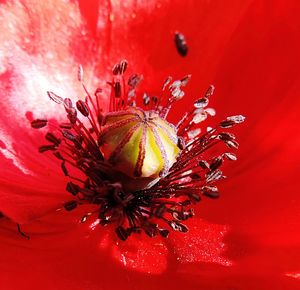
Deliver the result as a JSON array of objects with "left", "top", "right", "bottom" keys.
[
  {"left": 47, "top": 91, "right": 63, "bottom": 104},
  {"left": 31, "top": 119, "right": 48, "bottom": 129},
  {"left": 32, "top": 61, "right": 245, "bottom": 241}
]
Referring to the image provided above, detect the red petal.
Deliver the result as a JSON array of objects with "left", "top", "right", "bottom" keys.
[{"left": 0, "top": 0, "right": 299, "bottom": 289}]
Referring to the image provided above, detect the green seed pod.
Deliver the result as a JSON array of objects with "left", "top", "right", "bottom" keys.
[{"left": 99, "top": 108, "right": 181, "bottom": 179}]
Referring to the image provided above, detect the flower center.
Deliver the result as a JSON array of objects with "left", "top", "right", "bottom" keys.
[{"left": 32, "top": 60, "right": 245, "bottom": 241}]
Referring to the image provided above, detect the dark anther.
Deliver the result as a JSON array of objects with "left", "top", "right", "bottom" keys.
[
  {"left": 112, "top": 64, "right": 120, "bottom": 75},
  {"left": 119, "top": 60, "right": 128, "bottom": 74},
  {"left": 194, "top": 97, "right": 209, "bottom": 109},
  {"left": 66, "top": 182, "right": 80, "bottom": 196},
  {"left": 144, "top": 224, "right": 158, "bottom": 238},
  {"left": 76, "top": 100, "right": 89, "bottom": 117},
  {"left": 202, "top": 185, "right": 220, "bottom": 199},
  {"left": 205, "top": 85, "right": 215, "bottom": 98},
  {"left": 143, "top": 93, "right": 150, "bottom": 106},
  {"left": 17, "top": 224, "right": 30, "bottom": 240},
  {"left": 190, "top": 173, "right": 201, "bottom": 180},
  {"left": 115, "top": 226, "right": 128, "bottom": 241},
  {"left": 225, "top": 140, "right": 239, "bottom": 149},
  {"left": 151, "top": 96, "right": 158, "bottom": 104},
  {"left": 198, "top": 160, "right": 210, "bottom": 169},
  {"left": 38, "top": 145, "right": 56, "bottom": 153},
  {"left": 159, "top": 229, "right": 170, "bottom": 238},
  {"left": 218, "top": 132, "right": 236, "bottom": 141},
  {"left": 219, "top": 120, "right": 236, "bottom": 128},
  {"left": 174, "top": 32, "right": 188, "bottom": 57},
  {"left": 31, "top": 119, "right": 48, "bottom": 129},
  {"left": 67, "top": 108, "right": 77, "bottom": 124},
  {"left": 64, "top": 98, "right": 73, "bottom": 113},
  {"left": 227, "top": 115, "right": 245, "bottom": 123},
  {"left": 223, "top": 152, "right": 237, "bottom": 161},
  {"left": 189, "top": 193, "right": 201, "bottom": 203},
  {"left": 177, "top": 136, "right": 185, "bottom": 150},
  {"left": 63, "top": 200, "right": 78, "bottom": 211},
  {"left": 114, "top": 81, "right": 122, "bottom": 98},
  {"left": 47, "top": 91, "right": 63, "bottom": 104},
  {"left": 59, "top": 122, "right": 73, "bottom": 129},
  {"left": 45, "top": 132, "right": 61, "bottom": 146},
  {"left": 62, "top": 130, "right": 77, "bottom": 142},
  {"left": 113, "top": 62, "right": 128, "bottom": 75},
  {"left": 199, "top": 135, "right": 209, "bottom": 147},
  {"left": 206, "top": 170, "right": 223, "bottom": 183},
  {"left": 61, "top": 161, "right": 69, "bottom": 176},
  {"left": 220, "top": 115, "right": 245, "bottom": 128},
  {"left": 209, "top": 156, "right": 223, "bottom": 171},
  {"left": 128, "top": 74, "right": 143, "bottom": 88}
]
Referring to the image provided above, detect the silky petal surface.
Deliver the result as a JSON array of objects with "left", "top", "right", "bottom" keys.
[{"left": 0, "top": 0, "right": 299, "bottom": 289}]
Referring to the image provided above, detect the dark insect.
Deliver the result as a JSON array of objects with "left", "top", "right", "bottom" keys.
[
  {"left": 174, "top": 32, "right": 188, "bottom": 57},
  {"left": 115, "top": 226, "right": 128, "bottom": 241}
]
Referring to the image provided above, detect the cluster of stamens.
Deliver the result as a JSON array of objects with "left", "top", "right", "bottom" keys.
[{"left": 32, "top": 60, "right": 245, "bottom": 241}]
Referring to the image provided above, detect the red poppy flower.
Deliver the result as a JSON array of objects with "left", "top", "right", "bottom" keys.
[{"left": 0, "top": 0, "right": 299, "bottom": 289}]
